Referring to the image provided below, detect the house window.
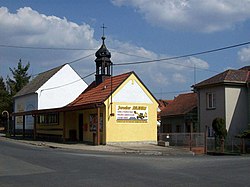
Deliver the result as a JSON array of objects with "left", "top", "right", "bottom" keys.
[
  {"left": 163, "top": 124, "right": 172, "bottom": 133},
  {"left": 176, "top": 125, "right": 181, "bottom": 133},
  {"left": 38, "top": 113, "right": 59, "bottom": 125},
  {"left": 206, "top": 93, "right": 216, "bottom": 109}
]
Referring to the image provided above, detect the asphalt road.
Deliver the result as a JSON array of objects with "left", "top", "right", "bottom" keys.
[{"left": 0, "top": 139, "right": 250, "bottom": 187}]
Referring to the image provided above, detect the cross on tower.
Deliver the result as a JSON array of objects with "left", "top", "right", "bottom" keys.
[{"left": 101, "top": 24, "right": 107, "bottom": 37}]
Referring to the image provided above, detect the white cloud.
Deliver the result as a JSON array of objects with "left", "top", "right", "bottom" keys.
[
  {"left": 0, "top": 6, "right": 98, "bottom": 81},
  {"left": 0, "top": 7, "right": 96, "bottom": 47},
  {"left": 111, "top": 0, "right": 250, "bottom": 33},
  {"left": 0, "top": 6, "right": 209, "bottom": 97},
  {"left": 238, "top": 46, "right": 250, "bottom": 63},
  {"left": 172, "top": 73, "right": 186, "bottom": 83}
]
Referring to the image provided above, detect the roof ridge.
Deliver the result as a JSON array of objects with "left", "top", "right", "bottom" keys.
[
  {"left": 35, "top": 64, "right": 65, "bottom": 77},
  {"left": 67, "top": 71, "right": 133, "bottom": 107},
  {"left": 14, "top": 64, "right": 66, "bottom": 98},
  {"left": 194, "top": 68, "right": 249, "bottom": 88},
  {"left": 160, "top": 92, "right": 197, "bottom": 116}
]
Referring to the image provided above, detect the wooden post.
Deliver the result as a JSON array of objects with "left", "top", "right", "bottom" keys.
[
  {"left": 63, "top": 112, "right": 66, "bottom": 142},
  {"left": 204, "top": 125, "right": 208, "bottom": 154},
  {"left": 13, "top": 116, "right": 16, "bottom": 137},
  {"left": 22, "top": 115, "right": 25, "bottom": 138},
  {"left": 97, "top": 107, "right": 100, "bottom": 145},
  {"left": 33, "top": 115, "right": 37, "bottom": 140},
  {"left": 189, "top": 122, "right": 193, "bottom": 151}
]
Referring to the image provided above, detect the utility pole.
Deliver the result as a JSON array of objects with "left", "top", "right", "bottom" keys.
[{"left": 194, "top": 64, "right": 196, "bottom": 85}]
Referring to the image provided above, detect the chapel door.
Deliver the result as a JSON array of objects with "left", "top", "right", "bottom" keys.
[{"left": 78, "top": 113, "right": 83, "bottom": 141}]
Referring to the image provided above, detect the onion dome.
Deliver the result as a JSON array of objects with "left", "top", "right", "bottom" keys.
[{"left": 95, "top": 36, "right": 111, "bottom": 58}]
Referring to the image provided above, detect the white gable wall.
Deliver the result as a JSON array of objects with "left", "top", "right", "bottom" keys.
[
  {"left": 36, "top": 64, "right": 88, "bottom": 109},
  {"left": 225, "top": 86, "right": 248, "bottom": 137},
  {"left": 14, "top": 93, "right": 37, "bottom": 130},
  {"left": 113, "top": 80, "right": 153, "bottom": 103}
]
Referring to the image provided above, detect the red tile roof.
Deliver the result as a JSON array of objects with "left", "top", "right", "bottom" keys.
[
  {"left": 160, "top": 93, "right": 197, "bottom": 117},
  {"left": 194, "top": 68, "right": 250, "bottom": 88},
  {"left": 67, "top": 72, "right": 132, "bottom": 107},
  {"left": 158, "top": 99, "right": 173, "bottom": 111}
]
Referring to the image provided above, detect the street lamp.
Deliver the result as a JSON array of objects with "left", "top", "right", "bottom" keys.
[{"left": 2, "top": 110, "right": 10, "bottom": 137}]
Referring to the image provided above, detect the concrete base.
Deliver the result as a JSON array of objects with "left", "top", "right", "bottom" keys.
[
  {"left": 158, "top": 141, "right": 169, "bottom": 147},
  {"left": 191, "top": 147, "right": 205, "bottom": 155}
]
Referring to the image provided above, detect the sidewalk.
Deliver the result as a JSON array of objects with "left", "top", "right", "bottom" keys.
[{"left": 0, "top": 133, "right": 194, "bottom": 156}]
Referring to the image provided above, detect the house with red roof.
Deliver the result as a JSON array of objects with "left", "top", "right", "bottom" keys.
[
  {"left": 157, "top": 99, "right": 173, "bottom": 131},
  {"left": 159, "top": 93, "right": 198, "bottom": 133},
  {"left": 13, "top": 36, "right": 158, "bottom": 145},
  {"left": 193, "top": 66, "right": 250, "bottom": 138}
]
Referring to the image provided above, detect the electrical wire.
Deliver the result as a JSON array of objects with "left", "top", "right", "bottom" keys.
[
  {"left": 40, "top": 71, "right": 95, "bottom": 92},
  {"left": 31, "top": 53, "right": 95, "bottom": 78},
  {"left": 0, "top": 44, "right": 97, "bottom": 51},
  {"left": 68, "top": 53, "right": 95, "bottom": 64},
  {"left": 153, "top": 90, "right": 192, "bottom": 95},
  {"left": 113, "top": 41, "right": 250, "bottom": 66},
  {"left": 27, "top": 40, "right": 250, "bottom": 92},
  {"left": 111, "top": 49, "right": 218, "bottom": 73},
  {"left": 110, "top": 50, "right": 153, "bottom": 60}
]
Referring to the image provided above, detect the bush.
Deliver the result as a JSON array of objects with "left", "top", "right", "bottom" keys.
[{"left": 212, "top": 118, "right": 227, "bottom": 152}]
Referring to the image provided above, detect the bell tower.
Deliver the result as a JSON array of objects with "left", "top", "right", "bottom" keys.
[{"left": 95, "top": 34, "right": 112, "bottom": 85}]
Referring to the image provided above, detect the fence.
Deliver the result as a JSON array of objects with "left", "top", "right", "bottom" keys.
[
  {"left": 158, "top": 133, "right": 205, "bottom": 153},
  {"left": 207, "top": 137, "right": 250, "bottom": 153},
  {"left": 159, "top": 133, "right": 250, "bottom": 154}
]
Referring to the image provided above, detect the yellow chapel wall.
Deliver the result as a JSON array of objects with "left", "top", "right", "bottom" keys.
[{"left": 104, "top": 74, "right": 158, "bottom": 143}]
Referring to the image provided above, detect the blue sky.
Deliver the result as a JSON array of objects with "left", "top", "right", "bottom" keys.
[{"left": 0, "top": 0, "right": 250, "bottom": 99}]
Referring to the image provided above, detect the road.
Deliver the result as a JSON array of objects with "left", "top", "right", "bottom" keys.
[{"left": 0, "top": 139, "right": 250, "bottom": 187}]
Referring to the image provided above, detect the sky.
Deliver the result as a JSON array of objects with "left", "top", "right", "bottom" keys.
[{"left": 0, "top": 0, "right": 250, "bottom": 99}]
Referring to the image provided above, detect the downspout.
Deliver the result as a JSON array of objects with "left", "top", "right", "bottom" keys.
[
  {"left": 193, "top": 87, "right": 201, "bottom": 133},
  {"left": 110, "top": 62, "right": 114, "bottom": 116},
  {"left": 247, "top": 82, "right": 250, "bottom": 129}
]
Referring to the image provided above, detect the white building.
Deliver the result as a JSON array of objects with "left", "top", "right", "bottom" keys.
[
  {"left": 14, "top": 63, "right": 88, "bottom": 131},
  {"left": 193, "top": 66, "right": 250, "bottom": 138}
]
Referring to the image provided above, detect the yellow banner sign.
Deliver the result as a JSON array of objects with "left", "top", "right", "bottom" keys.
[{"left": 116, "top": 105, "right": 148, "bottom": 123}]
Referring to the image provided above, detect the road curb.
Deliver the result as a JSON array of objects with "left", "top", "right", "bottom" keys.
[{"left": 0, "top": 134, "right": 194, "bottom": 156}]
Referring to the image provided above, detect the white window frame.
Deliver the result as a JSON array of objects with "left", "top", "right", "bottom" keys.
[{"left": 206, "top": 92, "right": 216, "bottom": 109}]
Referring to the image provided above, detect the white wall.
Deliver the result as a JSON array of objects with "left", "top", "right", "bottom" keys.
[
  {"left": 36, "top": 64, "right": 88, "bottom": 109},
  {"left": 199, "top": 86, "right": 225, "bottom": 133},
  {"left": 225, "top": 86, "right": 248, "bottom": 137},
  {"left": 199, "top": 85, "right": 248, "bottom": 138},
  {"left": 113, "top": 80, "right": 153, "bottom": 104},
  {"left": 14, "top": 94, "right": 37, "bottom": 130}
]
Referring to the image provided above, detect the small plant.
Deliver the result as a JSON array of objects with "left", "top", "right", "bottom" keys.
[
  {"left": 212, "top": 118, "right": 227, "bottom": 153},
  {"left": 236, "top": 130, "right": 250, "bottom": 139}
]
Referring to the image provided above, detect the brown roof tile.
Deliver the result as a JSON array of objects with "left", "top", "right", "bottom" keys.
[
  {"left": 158, "top": 99, "right": 173, "bottom": 111},
  {"left": 194, "top": 69, "right": 249, "bottom": 88},
  {"left": 14, "top": 65, "right": 64, "bottom": 97},
  {"left": 67, "top": 72, "right": 132, "bottom": 107},
  {"left": 160, "top": 93, "right": 197, "bottom": 117}
]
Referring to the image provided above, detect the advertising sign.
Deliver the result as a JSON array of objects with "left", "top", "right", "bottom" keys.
[
  {"left": 90, "top": 113, "right": 103, "bottom": 132},
  {"left": 116, "top": 105, "right": 148, "bottom": 123},
  {"left": 16, "top": 103, "right": 24, "bottom": 125}
]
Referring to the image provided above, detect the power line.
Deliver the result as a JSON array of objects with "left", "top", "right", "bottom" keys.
[
  {"left": 0, "top": 44, "right": 97, "bottom": 51},
  {"left": 31, "top": 53, "right": 95, "bottom": 78},
  {"left": 40, "top": 71, "right": 95, "bottom": 92},
  {"left": 113, "top": 41, "right": 250, "bottom": 66},
  {"left": 68, "top": 53, "right": 95, "bottom": 64},
  {"left": 25, "top": 40, "right": 250, "bottom": 91},
  {"left": 110, "top": 49, "right": 218, "bottom": 73},
  {"left": 110, "top": 50, "right": 153, "bottom": 60},
  {"left": 153, "top": 90, "right": 192, "bottom": 95}
]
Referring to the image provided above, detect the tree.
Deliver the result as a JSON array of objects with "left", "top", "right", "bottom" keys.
[
  {"left": 0, "top": 77, "right": 11, "bottom": 125},
  {"left": 7, "top": 59, "right": 31, "bottom": 96},
  {"left": 212, "top": 117, "right": 227, "bottom": 153}
]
